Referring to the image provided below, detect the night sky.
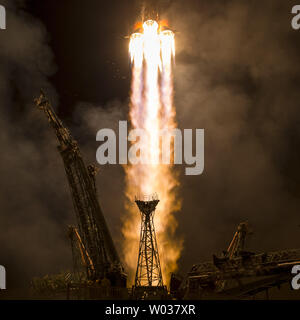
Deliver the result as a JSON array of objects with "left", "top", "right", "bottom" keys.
[
  {"left": 27, "top": 0, "right": 147, "bottom": 117},
  {"left": 1, "top": 0, "right": 300, "bottom": 299}
]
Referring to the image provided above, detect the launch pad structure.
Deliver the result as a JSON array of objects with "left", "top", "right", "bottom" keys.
[
  {"left": 32, "top": 91, "right": 300, "bottom": 300},
  {"left": 133, "top": 194, "right": 168, "bottom": 299},
  {"left": 171, "top": 222, "right": 300, "bottom": 300},
  {"left": 33, "top": 90, "right": 127, "bottom": 299}
]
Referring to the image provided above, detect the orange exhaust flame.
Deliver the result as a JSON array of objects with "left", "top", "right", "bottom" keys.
[{"left": 123, "top": 20, "right": 182, "bottom": 286}]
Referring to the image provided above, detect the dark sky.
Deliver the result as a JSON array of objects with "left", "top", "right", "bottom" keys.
[
  {"left": 1, "top": 0, "right": 300, "bottom": 299},
  {"left": 27, "top": 0, "right": 161, "bottom": 117},
  {"left": 27, "top": 1, "right": 129, "bottom": 117}
]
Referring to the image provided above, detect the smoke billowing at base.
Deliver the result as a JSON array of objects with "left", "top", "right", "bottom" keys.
[{"left": 0, "top": 0, "right": 300, "bottom": 299}]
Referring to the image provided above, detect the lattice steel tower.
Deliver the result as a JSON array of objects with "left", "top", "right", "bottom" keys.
[
  {"left": 134, "top": 194, "right": 163, "bottom": 287},
  {"left": 34, "top": 90, "right": 126, "bottom": 287}
]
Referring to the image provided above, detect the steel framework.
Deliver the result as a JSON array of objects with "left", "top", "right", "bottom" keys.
[
  {"left": 171, "top": 222, "right": 300, "bottom": 299},
  {"left": 34, "top": 90, "right": 126, "bottom": 286},
  {"left": 134, "top": 194, "right": 163, "bottom": 287}
]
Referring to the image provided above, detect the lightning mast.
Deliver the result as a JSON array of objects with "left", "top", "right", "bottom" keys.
[
  {"left": 34, "top": 90, "right": 126, "bottom": 286},
  {"left": 134, "top": 194, "right": 163, "bottom": 288}
]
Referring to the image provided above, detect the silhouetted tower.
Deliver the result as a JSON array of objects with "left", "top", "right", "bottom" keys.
[
  {"left": 134, "top": 194, "right": 163, "bottom": 287},
  {"left": 34, "top": 90, "right": 126, "bottom": 286}
]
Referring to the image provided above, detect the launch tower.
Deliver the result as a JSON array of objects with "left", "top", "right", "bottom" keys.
[
  {"left": 34, "top": 90, "right": 126, "bottom": 288},
  {"left": 134, "top": 194, "right": 163, "bottom": 289}
]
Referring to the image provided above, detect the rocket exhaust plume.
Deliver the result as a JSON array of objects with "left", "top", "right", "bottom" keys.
[{"left": 123, "top": 19, "right": 182, "bottom": 285}]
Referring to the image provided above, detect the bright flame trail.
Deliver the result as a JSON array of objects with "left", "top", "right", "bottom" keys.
[{"left": 123, "top": 20, "right": 182, "bottom": 285}]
